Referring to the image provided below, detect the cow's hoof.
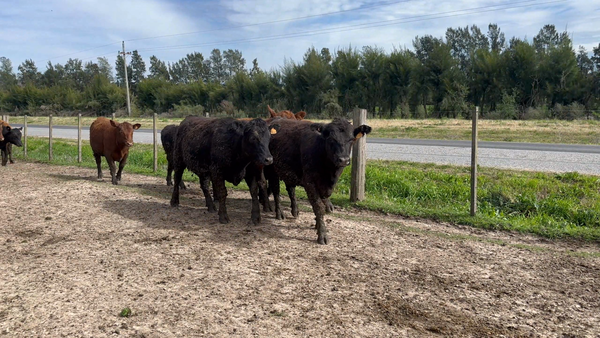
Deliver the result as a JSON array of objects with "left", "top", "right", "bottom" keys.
[
  {"left": 9, "top": 160, "right": 14, "bottom": 164},
  {"left": 170, "top": 200, "right": 179, "bottom": 207},
  {"left": 317, "top": 234, "right": 329, "bottom": 245},
  {"left": 325, "top": 200, "right": 334, "bottom": 213},
  {"left": 111, "top": 180, "right": 119, "bottom": 185},
  {"left": 219, "top": 214, "right": 230, "bottom": 224},
  {"left": 262, "top": 202, "right": 273, "bottom": 213},
  {"left": 251, "top": 213, "right": 261, "bottom": 225},
  {"left": 291, "top": 207, "right": 299, "bottom": 218},
  {"left": 207, "top": 205, "right": 217, "bottom": 213},
  {"left": 167, "top": 181, "right": 173, "bottom": 186},
  {"left": 275, "top": 209, "right": 285, "bottom": 220}
]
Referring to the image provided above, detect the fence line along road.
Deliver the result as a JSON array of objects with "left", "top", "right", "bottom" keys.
[{"left": 9, "top": 124, "right": 600, "bottom": 176}]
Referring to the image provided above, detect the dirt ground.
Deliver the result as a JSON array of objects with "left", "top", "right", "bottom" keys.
[{"left": 1, "top": 162, "right": 599, "bottom": 337}]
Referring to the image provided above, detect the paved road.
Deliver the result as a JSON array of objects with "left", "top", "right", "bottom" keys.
[{"left": 13, "top": 124, "right": 600, "bottom": 175}]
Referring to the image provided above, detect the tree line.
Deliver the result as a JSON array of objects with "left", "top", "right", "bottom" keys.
[{"left": 1, "top": 23, "right": 599, "bottom": 120}]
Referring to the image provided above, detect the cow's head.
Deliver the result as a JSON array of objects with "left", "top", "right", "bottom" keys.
[
  {"left": 267, "top": 105, "right": 307, "bottom": 121},
  {"left": 311, "top": 118, "right": 372, "bottom": 167},
  {"left": 242, "top": 118, "right": 280, "bottom": 166},
  {"left": 2, "top": 126, "right": 22, "bottom": 147},
  {"left": 110, "top": 120, "right": 141, "bottom": 147}
]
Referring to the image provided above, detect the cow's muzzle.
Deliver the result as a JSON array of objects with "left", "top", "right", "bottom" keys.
[{"left": 336, "top": 157, "right": 350, "bottom": 167}]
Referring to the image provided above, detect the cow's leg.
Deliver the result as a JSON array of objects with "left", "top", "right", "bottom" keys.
[
  {"left": 116, "top": 153, "right": 128, "bottom": 182},
  {"left": 166, "top": 156, "right": 173, "bottom": 186},
  {"left": 269, "top": 175, "right": 284, "bottom": 220},
  {"left": 259, "top": 170, "right": 272, "bottom": 212},
  {"left": 1, "top": 147, "right": 7, "bottom": 166},
  {"left": 7, "top": 143, "right": 14, "bottom": 164},
  {"left": 170, "top": 166, "right": 185, "bottom": 207},
  {"left": 246, "top": 173, "right": 261, "bottom": 225},
  {"left": 94, "top": 153, "right": 103, "bottom": 179},
  {"left": 287, "top": 184, "right": 299, "bottom": 218},
  {"left": 305, "top": 184, "right": 328, "bottom": 245},
  {"left": 212, "top": 174, "right": 230, "bottom": 224},
  {"left": 106, "top": 157, "right": 118, "bottom": 185},
  {"left": 199, "top": 175, "right": 216, "bottom": 212},
  {"left": 323, "top": 198, "right": 334, "bottom": 213}
]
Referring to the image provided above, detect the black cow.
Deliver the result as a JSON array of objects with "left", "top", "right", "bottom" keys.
[
  {"left": 170, "top": 117, "right": 279, "bottom": 225},
  {"left": 161, "top": 124, "right": 186, "bottom": 189},
  {"left": 1, "top": 125, "right": 23, "bottom": 166},
  {"left": 265, "top": 118, "right": 371, "bottom": 244}
]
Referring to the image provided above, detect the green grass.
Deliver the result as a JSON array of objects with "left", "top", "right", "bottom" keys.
[{"left": 12, "top": 137, "right": 600, "bottom": 242}]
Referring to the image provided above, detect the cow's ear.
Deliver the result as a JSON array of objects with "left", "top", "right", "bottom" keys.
[
  {"left": 15, "top": 127, "right": 22, "bottom": 131},
  {"left": 353, "top": 125, "right": 372, "bottom": 139},
  {"left": 295, "top": 111, "right": 307, "bottom": 120},
  {"left": 110, "top": 120, "right": 118, "bottom": 127},
  {"left": 269, "top": 123, "right": 280, "bottom": 135},
  {"left": 133, "top": 123, "right": 141, "bottom": 130},
  {"left": 310, "top": 123, "right": 323, "bottom": 134},
  {"left": 267, "top": 105, "right": 277, "bottom": 118}
]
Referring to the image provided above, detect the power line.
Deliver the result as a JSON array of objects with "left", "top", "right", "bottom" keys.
[
  {"left": 134, "top": 0, "right": 564, "bottom": 54},
  {"left": 124, "top": 0, "right": 416, "bottom": 42},
  {"left": 37, "top": 42, "right": 121, "bottom": 65}
]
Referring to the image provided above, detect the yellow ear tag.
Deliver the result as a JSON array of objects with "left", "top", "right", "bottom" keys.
[
  {"left": 270, "top": 129, "right": 277, "bottom": 135},
  {"left": 355, "top": 132, "right": 363, "bottom": 140}
]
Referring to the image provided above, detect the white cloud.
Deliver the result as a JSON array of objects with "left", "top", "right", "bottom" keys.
[{"left": 0, "top": 0, "right": 598, "bottom": 73}]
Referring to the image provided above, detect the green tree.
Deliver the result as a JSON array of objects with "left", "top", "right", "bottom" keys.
[
  {"left": 331, "top": 47, "right": 362, "bottom": 112},
  {"left": 97, "top": 57, "right": 114, "bottom": 83},
  {"left": 130, "top": 50, "right": 146, "bottom": 92},
  {"left": 223, "top": 49, "right": 246, "bottom": 78},
  {"left": 17, "top": 59, "right": 41, "bottom": 86},
  {"left": 0, "top": 57, "right": 16, "bottom": 89},
  {"left": 209, "top": 49, "right": 227, "bottom": 84},
  {"left": 149, "top": 55, "right": 170, "bottom": 80}
]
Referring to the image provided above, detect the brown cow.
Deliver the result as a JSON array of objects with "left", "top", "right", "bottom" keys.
[
  {"left": 0, "top": 120, "right": 7, "bottom": 142},
  {"left": 90, "top": 117, "right": 141, "bottom": 185},
  {"left": 267, "top": 105, "right": 307, "bottom": 120}
]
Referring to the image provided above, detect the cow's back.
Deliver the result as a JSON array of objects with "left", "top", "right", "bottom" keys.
[
  {"left": 90, "top": 117, "right": 114, "bottom": 155},
  {"left": 161, "top": 124, "right": 178, "bottom": 155},
  {"left": 269, "top": 119, "right": 315, "bottom": 185},
  {"left": 175, "top": 117, "right": 217, "bottom": 175}
]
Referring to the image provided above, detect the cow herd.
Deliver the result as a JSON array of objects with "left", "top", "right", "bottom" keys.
[{"left": 1, "top": 107, "right": 372, "bottom": 244}]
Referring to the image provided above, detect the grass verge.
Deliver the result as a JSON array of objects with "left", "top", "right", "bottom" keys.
[{"left": 10, "top": 137, "right": 600, "bottom": 242}]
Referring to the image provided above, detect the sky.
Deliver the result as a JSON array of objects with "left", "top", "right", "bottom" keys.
[{"left": 0, "top": 0, "right": 599, "bottom": 75}]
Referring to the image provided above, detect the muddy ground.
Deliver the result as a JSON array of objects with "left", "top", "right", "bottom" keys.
[{"left": 0, "top": 162, "right": 599, "bottom": 337}]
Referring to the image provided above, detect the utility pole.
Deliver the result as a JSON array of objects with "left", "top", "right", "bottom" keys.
[{"left": 120, "top": 41, "right": 132, "bottom": 117}]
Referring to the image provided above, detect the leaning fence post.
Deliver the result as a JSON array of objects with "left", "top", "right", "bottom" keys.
[
  {"left": 112, "top": 112, "right": 116, "bottom": 121},
  {"left": 350, "top": 108, "right": 367, "bottom": 202},
  {"left": 153, "top": 113, "right": 158, "bottom": 172},
  {"left": 470, "top": 106, "right": 479, "bottom": 216},
  {"left": 78, "top": 113, "right": 82, "bottom": 163},
  {"left": 23, "top": 115, "right": 28, "bottom": 158},
  {"left": 49, "top": 114, "right": 53, "bottom": 161}
]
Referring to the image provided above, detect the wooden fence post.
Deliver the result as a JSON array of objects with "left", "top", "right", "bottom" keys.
[
  {"left": 112, "top": 113, "right": 116, "bottom": 121},
  {"left": 4, "top": 115, "right": 8, "bottom": 124},
  {"left": 78, "top": 113, "right": 82, "bottom": 163},
  {"left": 23, "top": 115, "right": 27, "bottom": 158},
  {"left": 49, "top": 115, "right": 53, "bottom": 161},
  {"left": 350, "top": 108, "right": 367, "bottom": 202},
  {"left": 470, "top": 106, "right": 479, "bottom": 216},
  {"left": 153, "top": 113, "right": 158, "bottom": 172}
]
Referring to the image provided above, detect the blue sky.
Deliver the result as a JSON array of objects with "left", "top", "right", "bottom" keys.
[{"left": 1, "top": 0, "right": 599, "bottom": 75}]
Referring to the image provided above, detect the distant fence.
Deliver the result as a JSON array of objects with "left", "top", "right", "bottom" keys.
[
  {"left": 5, "top": 108, "right": 496, "bottom": 209},
  {"left": 6, "top": 114, "right": 160, "bottom": 174}
]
